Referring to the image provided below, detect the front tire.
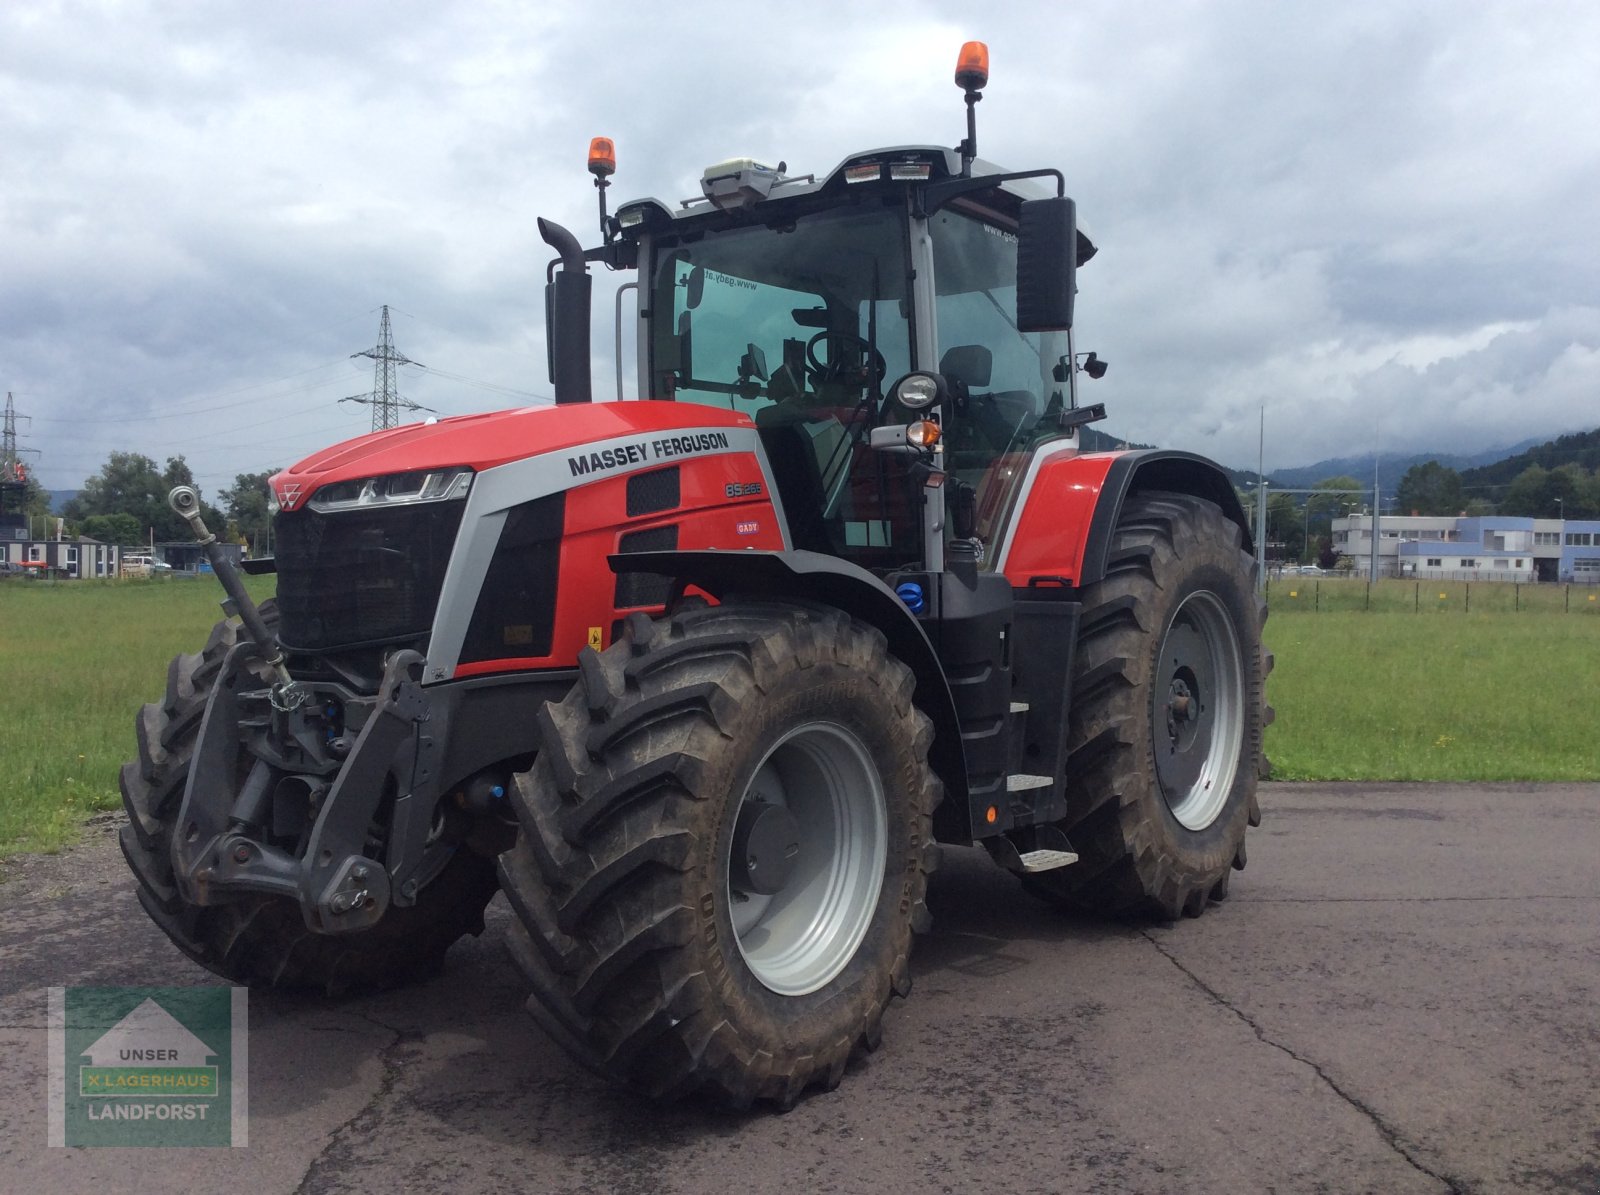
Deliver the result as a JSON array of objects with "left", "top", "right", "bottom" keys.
[
  {"left": 1029, "top": 490, "right": 1267, "bottom": 919},
  {"left": 499, "top": 601, "right": 941, "bottom": 1108},
  {"left": 118, "top": 605, "right": 500, "bottom": 993}
]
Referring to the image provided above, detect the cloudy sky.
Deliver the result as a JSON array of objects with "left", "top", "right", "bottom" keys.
[{"left": 4, "top": 0, "right": 1598, "bottom": 497}]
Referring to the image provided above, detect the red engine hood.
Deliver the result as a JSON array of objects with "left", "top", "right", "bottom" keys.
[{"left": 269, "top": 401, "right": 754, "bottom": 511}]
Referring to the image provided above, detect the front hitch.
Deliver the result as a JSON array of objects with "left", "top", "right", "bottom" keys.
[{"left": 170, "top": 643, "right": 437, "bottom": 933}]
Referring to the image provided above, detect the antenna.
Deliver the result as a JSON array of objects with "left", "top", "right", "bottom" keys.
[{"left": 341, "top": 305, "right": 431, "bottom": 431}]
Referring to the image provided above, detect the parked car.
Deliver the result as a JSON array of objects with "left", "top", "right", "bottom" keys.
[{"left": 120, "top": 555, "right": 173, "bottom": 577}]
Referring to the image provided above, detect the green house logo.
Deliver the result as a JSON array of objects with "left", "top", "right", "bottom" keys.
[{"left": 49, "top": 987, "right": 247, "bottom": 1148}]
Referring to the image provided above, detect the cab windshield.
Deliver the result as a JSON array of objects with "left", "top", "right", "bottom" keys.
[
  {"left": 649, "top": 204, "right": 920, "bottom": 569},
  {"left": 646, "top": 198, "right": 1073, "bottom": 573}
]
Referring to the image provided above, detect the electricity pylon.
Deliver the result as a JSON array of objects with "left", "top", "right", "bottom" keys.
[{"left": 342, "top": 306, "right": 429, "bottom": 431}]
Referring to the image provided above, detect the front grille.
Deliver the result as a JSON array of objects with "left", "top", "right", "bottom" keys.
[
  {"left": 459, "top": 493, "right": 565, "bottom": 663},
  {"left": 274, "top": 499, "right": 467, "bottom": 652}
]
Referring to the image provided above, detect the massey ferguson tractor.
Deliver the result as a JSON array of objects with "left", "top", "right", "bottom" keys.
[{"left": 121, "top": 43, "right": 1268, "bottom": 1108}]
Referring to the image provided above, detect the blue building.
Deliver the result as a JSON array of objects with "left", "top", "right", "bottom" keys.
[{"left": 1334, "top": 514, "right": 1600, "bottom": 582}]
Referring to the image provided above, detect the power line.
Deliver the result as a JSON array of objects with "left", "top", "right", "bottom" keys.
[
  {"left": 419, "top": 365, "right": 549, "bottom": 403},
  {"left": 23, "top": 360, "right": 354, "bottom": 424}
]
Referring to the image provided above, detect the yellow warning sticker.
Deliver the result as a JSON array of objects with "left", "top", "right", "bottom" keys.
[{"left": 587, "top": 626, "right": 604, "bottom": 650}]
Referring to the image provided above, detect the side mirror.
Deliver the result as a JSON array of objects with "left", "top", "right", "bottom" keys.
[{"left": 1016, "top": 197, "right": 1076, "bottom": 332}]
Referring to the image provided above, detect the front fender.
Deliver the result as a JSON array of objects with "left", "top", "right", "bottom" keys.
[
  {"left": 610, "top": 548, "right": 968, "bottom": 816},
  {"left": 998, "top": 449, "right": 1252, "bottom": 588}
]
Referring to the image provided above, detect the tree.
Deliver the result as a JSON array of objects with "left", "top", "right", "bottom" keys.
[
  {"left": 220, "top": 470, "right": 278, "bottom": 553},
  {"left": 23, "top": 473, "right": 52, "bottom": 521},
  {"left": 81, "top": 512, "right": 143, "bottom": 545},
  {"left": 1267, "top": 492, "right": 1301, "bottom": 561},
  {"left": 1500, "top": 465, "right": 1553, "bottom": 517},
  {"left": 1552, "top": 463, "right": 1598, "bottom": 518},
  {"left": 65, "top": 452, "right": 223, "bottom": 543},
  {"left": 1307, "top": 476, "right": 1363, "bottom": 516},
  {"left": 1395, "top": 461, "right": 1464, "bottom": 516}
]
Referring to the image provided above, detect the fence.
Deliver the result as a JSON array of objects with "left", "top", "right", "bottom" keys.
[{"left": 1265, "top": 577, "right": 1600, "bottom": 614}]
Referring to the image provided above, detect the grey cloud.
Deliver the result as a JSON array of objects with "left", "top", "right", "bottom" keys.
[{"left": 4, "top": 0, "right": 1599, "bottom": 490}]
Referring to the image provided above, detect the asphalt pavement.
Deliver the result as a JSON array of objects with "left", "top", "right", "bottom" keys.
[{"left": 1, "top": 782, "right": 1597, "bottom": 1194}]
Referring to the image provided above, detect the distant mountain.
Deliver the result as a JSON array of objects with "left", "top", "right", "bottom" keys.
[
  {"left": 1459, "top": 429, "right": 1600, "bottom": 489},
  {"left": 1258, "top": 440, "right": 1546, "bottom": 494},
  {"left": 1080, "top": 425, "right": 1156, "bottom": 454},
  {"left": 1080, "top": 427, "right": 1276, "bottom": 490},
  {"left": 48, "top": 489, "right": 78, "bottom": 513}
]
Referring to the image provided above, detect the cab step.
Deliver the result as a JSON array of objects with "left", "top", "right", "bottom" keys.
[
  {"left": 1016, "top": 848, "right": 1079, "bottom": 873},
  {"left": 981, "top": 824, "right": 1078, "bottom": 876},
  {"left": 1006, "top": 773, "right": 1053, "bottom": 792}
]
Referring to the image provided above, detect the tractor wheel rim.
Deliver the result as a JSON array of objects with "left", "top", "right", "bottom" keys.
[
  {"left": 1152, "top": 590, "right": 1244, "bottom": 831},
  {"left": 727, "top": 721, "right": 887, "bottom": 997}
]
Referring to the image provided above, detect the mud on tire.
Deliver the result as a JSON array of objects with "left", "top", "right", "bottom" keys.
[
  {"left": 499, "top": 600, "right": 941, "bottom": 1108},
  {"left": 1028, "top": 490, "right": 1269, "bottom": 919},
  {"left": 119, "top": 602, "right": 499, "bottom": 994}
]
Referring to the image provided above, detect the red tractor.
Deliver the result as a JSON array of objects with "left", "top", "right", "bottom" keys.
[{"left": 122, "top": 44, "right": 1267, "bottom": 1108}]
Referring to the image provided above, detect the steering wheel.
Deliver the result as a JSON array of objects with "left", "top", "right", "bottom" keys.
[{"left": 804, "top": 330, "right": 887, "bottom": 387}]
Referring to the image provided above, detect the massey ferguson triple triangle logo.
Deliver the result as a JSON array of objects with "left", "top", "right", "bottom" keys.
[{"left": 276, "top": 481, "right": 303, "bottom": 511}]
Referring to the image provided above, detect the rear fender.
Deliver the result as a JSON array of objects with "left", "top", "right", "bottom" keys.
[
  {"left": 611, "top": 548, "right": 968, "bottom": 820},
  {"left": 998, "top": 449, "right": 1252, "bottom": 588}
]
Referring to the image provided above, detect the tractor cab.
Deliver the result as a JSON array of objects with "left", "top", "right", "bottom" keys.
[
  {"left": 629, "top": 161, "right": 1095, "bottom": 577},
  {"left": 551, "top": 47, "right": 1102, "bottom": 582}
]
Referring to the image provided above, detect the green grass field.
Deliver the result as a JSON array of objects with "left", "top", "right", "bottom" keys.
[
  {"left": 0, "top": 577, "right": 276, "bottom": 857},
  {"left": 1263, "top": 611, "right": 1599, "bottom": 780},
  {"left": 1, "top": 577, "right": 1596, "bottom": 856}
]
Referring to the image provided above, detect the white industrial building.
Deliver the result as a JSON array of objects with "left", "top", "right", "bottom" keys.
[
  {"left": 1332, "top": 515, "right": 1600, "bottom": 583},
  {"left": 0, "top": 532, "right": 123, "bottom": 578}
]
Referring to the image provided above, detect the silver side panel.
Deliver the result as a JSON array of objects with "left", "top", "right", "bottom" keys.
[
  {"left": 908, "top": 215, "right": 938, "bottom": 370},
  {"left": 989, "top": 435, "right": 1083, "bottom": 575},
  {"left": 751, "top": 432, "right": 793, "bottom": 554},
  {"left": 425, "top": 424, "right": 770, "bottom": 682},
  {"left": 634, "top": 233, "right": 654, "bottom": 400}
]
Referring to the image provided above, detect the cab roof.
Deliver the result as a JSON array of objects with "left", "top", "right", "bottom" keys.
[{"left": 612, "top": 144, "right": 1097, "bottom": 265}]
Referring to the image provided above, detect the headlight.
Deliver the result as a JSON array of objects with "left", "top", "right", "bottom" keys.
[
  {"left": 892, "top": 371, "right": 946, "bottom": 411},
  {"left": 307, "top": 467, "right": 474, "bottom": 514}
]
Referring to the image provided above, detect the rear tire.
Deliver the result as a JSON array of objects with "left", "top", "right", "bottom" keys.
[
  {"left": 119, "top": 604, "right": 499, "bottom": 994},
  {"left": 500, "top": 601, "right": 940, "bottom": 1108},
  {"left": 1028, "top": 490, "right": 1267, "bottom": 919}
]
